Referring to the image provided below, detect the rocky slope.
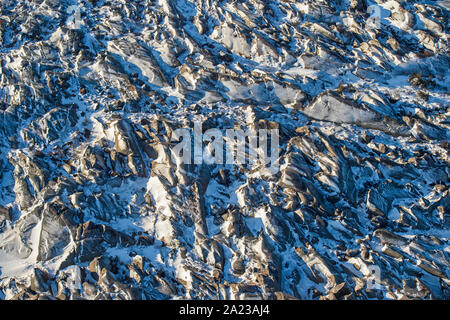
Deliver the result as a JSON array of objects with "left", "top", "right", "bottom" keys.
[{"left": 0, "top": 0, "right": 449, "bottom": 300}]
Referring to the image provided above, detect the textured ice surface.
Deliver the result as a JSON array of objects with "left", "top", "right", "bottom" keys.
[{"left": 0, "top": 0, "right": 448, "bottom": 300}]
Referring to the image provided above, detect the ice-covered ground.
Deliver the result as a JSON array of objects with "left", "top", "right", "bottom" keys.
[{"left": 0, "top": 0, "right": 448, "bottom": 299}]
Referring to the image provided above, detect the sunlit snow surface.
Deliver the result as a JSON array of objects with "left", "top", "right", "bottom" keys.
[{"left": 0, "top": 0, "right": 448, "bottom": 300}]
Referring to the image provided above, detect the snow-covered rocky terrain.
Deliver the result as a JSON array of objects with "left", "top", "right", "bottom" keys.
[{"left": 0, "top": 0, "right": 449, "bottom": 300}]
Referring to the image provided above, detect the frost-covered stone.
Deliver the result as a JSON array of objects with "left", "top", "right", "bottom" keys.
[{"left": 0, "top": 0, "right": 448, "bottom": 301}]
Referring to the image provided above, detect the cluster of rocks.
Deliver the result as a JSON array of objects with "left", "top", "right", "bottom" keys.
[{"left": 0, "top": 0, "right": 448, "bottom": 299}]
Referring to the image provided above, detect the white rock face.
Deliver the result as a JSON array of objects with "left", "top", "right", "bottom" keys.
[{"left": 0, "top": 0, "right": 448, "bottom": 300}]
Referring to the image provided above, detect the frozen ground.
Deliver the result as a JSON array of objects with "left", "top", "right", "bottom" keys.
[{"left": 0, "top": 0, "right": 448, "bottom": 300}]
